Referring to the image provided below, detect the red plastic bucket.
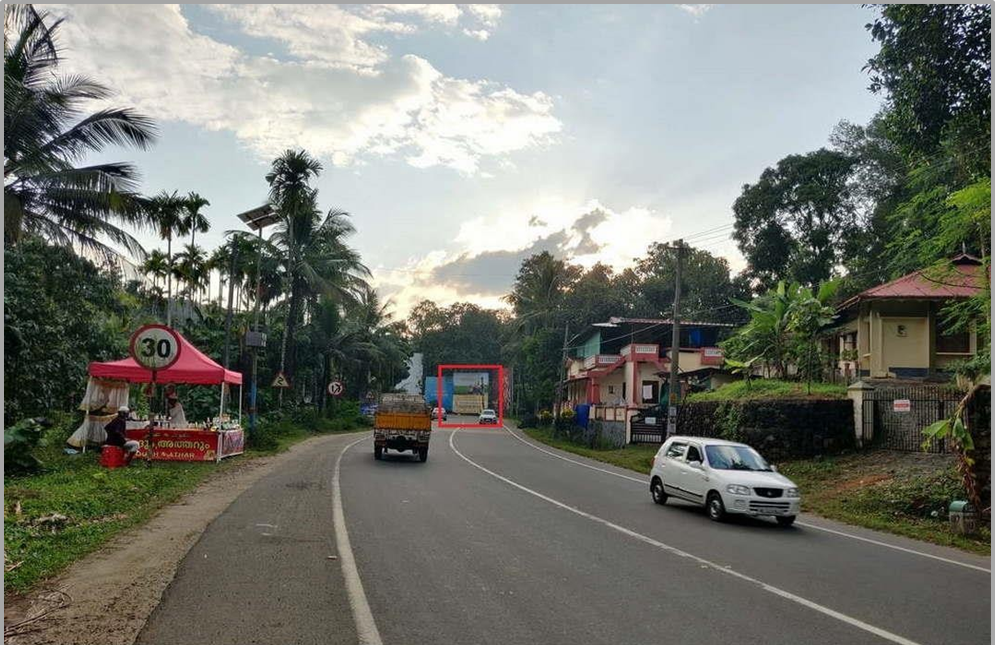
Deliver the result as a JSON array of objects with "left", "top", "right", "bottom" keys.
[{"left": 100, "top": 445, "right": 126, "bottom": 468}]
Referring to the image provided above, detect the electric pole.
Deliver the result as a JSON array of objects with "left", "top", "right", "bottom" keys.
[
  {"left": 667, "top": 239, "right": 683, "bottom": 437},
  {"left": 554, "top": 322, "right": 570, "bottom": 421}
]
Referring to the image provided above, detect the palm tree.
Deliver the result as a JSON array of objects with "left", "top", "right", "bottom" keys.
[
  {"left": 174, "top": 243, "right": 208, "bottom": 305},
  {"left": 504, "top": 251, "right": 580, "bottom": 332},
  {"left": 149, "top": 190, "right": 189, "bottom": 325},
  {"left": 4, "top": 5, "right": 156, "bottom": 258},
  {"left": 183, "top": 192, "right": 211, "bottom": 250},
  {"left": 265, "top": 150, "right": 368, "bottom": 388},
  {"left": 139, "top": 249, "right": 169, "bottom": 313}
]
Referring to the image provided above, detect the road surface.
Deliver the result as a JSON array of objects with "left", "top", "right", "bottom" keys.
[{"left": 137, "top": 416, "right": 991, "bottom": 645}]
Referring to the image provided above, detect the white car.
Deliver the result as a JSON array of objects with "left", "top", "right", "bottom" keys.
[
  {"left": 649, "top": 437, "right": 801, "bottom": 526},
  {"left": 478, "top": 409, "right": 498, "bottom": 424}
]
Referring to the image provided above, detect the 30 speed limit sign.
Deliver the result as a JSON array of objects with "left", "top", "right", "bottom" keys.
[
  {"left": 129, "top": 324, "right": 182, "bottom": 371},
  {"left": 327, "top": 381, "right": 344, "bottom": 397}
]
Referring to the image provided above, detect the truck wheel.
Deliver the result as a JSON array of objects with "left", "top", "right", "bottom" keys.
[
  {"left": 418, "top": 447, "right": 428, "bottom": 462},
  {"left": 374, "top": 446, "right": 383, "bottom": 460}
]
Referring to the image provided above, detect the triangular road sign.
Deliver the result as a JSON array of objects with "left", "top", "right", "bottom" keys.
[{"left": 271, "top": 371, "right": 291, "bottom": 388}]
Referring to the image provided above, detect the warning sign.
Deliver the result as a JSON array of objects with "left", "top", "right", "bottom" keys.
[
  {"left": 271, "top": 372, "right": 291, "bottom": 389},
  {"left": 893, "top": 399, "right": 911, "bottom": 413}
]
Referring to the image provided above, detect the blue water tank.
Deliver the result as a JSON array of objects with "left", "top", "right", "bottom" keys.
[{"left": 574, "top": 403, "right": 591, "bottom": 428}]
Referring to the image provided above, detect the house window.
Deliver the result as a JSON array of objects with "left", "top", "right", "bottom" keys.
[
  {"left": 607, "top": 385, "right": 615, "bottom": 395},
  {"left": 937, "top": 319, "right": 970, "bottom": 353},
  {"left": 621, "top": 382, "right": 626, "bottom": 400}
]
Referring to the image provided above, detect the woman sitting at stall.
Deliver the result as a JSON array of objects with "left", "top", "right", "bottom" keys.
[{"left": 104, "top": 406, "right": 140, "bottom": 465}]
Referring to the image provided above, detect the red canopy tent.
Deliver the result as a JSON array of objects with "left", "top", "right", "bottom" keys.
[
  {"left": 87, "top": 330, "right": 245, "bottom": 462},
  {"left": 89, "top": 331, "right": 242, "bottom": 385}
]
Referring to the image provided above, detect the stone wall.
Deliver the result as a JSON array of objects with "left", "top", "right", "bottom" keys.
[
  {"left": 576, "top": 420, "right": 627, "bottom": 449},
  {"left": 677, "top": 398, "right": 855, "bottom": 461}
]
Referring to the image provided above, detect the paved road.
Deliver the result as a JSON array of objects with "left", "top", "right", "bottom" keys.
[{"left": 138, "top": 417, "right": 991, "bottom": 645}]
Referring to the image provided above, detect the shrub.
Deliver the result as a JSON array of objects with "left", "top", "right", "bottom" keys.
[
  {"left": 4, "top": 418, "right": 53, "bottom": 474},
  {"left": 538, "top": 410, "right": 553, "bottom": 427},
  {"left": 518, "top": 413, "right": 538, "bottom": 429}
]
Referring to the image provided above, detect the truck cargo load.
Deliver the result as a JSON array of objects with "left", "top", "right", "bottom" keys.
[
  {"left": 374, "top": 393, "right": 432, "bottom": 462},
  {"left": 452, "top": 394, "right": 487, "bottom": 415}
]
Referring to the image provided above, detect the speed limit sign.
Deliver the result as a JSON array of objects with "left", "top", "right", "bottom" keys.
[
  {"left": 129, "top": 324, "right": 182, "bottom": 371},
  {"left": 327, "top": 381, "right": 344, "bottom": 397}
]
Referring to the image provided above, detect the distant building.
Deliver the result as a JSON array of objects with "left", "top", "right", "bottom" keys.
[
  {"left": 394, "top": 353, "right": 423, "bottom": 395},
  {"left": 563, "top": 317, "right": 736, "bottom": 441},
  {"left": 827, "top": 254, "right": 985, "bottom": 380}
]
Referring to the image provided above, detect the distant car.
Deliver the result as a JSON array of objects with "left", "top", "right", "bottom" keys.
[
  {"left": 649, "top": 436, "right": 800, "bottom": 526},
  {"left": 433, "top": 407, "right": 447, "bottom": 421},
  {"left": 478, "top": 409, "right": 498, "bottom": 424}
]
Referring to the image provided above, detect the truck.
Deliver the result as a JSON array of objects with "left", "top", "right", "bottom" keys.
[
  {"left": 452, "top": 394, "right": 487, "bottom": 415},
  {"left": 374, "top": 394, "right": 432, "bottom": 462}
]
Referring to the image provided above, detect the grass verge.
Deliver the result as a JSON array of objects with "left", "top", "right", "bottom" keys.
[
  {"left": 4, "top": 418, "right": 365, "bottom": 594},
  {"left": 523, "top": 427, "right": 657, "bottom": 475},
  {"left": 523, "top": 427, "right": 989, "bottom": 555},
  {"left": 686, "top": 379, "right": 846, "bottom": 402}
]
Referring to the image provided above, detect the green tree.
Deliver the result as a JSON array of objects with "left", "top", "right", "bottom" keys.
[
  {"left": 4, "top": 4, "right": 156, "bottom": 257},
  {"left": 865, "top": 4, "right": 991, "bottom": 176},
  {"left": 183, "top": 192, "right": 211, "bottom": 252},
  {"left": 633, "top": 244, "right": 746, "bottom": 321},
  {"left": 733, "top": 149, "right": 858, "bottom": 290}
]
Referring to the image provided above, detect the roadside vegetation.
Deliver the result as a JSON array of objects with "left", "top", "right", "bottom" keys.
[
  {"left": 522, "top": 428, "right": 989, "bottom": 554},
  {"left": 686, "top": 379, "right": 846, "bottom": 402},
  {"left": 3, "top": 407, "right": 368, "bottom": 594}
]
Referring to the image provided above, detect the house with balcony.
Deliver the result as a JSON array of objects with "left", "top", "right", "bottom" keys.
[
  {"left": 826, "top": 254, "right": 986, "bottom": 381},
  {"left": 563, "top": 317, "right": 735, "bottom": 439}
]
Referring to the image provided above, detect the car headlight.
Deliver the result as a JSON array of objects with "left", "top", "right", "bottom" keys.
[
  {"left": 785, "top": 488, "right": 800, "bottom": 498},
  {"left": 726, "top": 484, "right": 751, "bottom": 496}
]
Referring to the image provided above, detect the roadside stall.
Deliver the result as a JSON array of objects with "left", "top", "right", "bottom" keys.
[{"left": 83, "top": 328, "right": 245, "bottom": 462}]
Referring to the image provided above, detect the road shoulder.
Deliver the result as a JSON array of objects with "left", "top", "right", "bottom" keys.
[{"left": 4, "top": 433, "right": 359, "bottom": 645}]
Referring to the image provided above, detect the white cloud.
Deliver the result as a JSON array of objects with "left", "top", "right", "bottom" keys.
[
  {"left": 43, "top": 4, "right": 558, "bottom": 174},
  {"left": 374, "top": 198, "right": 676, "bottom": 315},
  {"left": 463, "top": 28, "right": 491, "bottom": 41},
  {"left": 677, "top": 4, "right": 714, "bottom": 17}
]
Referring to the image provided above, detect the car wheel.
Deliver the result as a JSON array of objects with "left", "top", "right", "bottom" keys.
[
  {"left": 776, "top": 515, "right": 796, "bottom": 527},
  {"left": 418, "top": 447, "right": 429, "bottom": 462},
  {"left": 650, "top": 478, "right": 667, "bottom": 505},
  {"left": 706, "top": 492, "right": 726, "bottom": 522},
  {"left": 374, "top": 446, "right": 383, "bottom": 460}
]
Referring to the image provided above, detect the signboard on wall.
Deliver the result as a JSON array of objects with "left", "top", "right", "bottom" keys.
[
  {"left": 453, "top": 372, "right": 489, "bottom": 394},
  {"left": 893, "top": 399, "right": 911, "bottom": 413}
]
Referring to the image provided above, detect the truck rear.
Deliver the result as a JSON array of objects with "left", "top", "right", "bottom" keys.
[{"left": 374, "top": 394, "right": 432, "bottom": 462}]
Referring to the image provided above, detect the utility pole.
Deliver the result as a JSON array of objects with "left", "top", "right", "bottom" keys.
[
  {"left": 554, "top": 322, "right": 570, "bottom": 421},
  {"left": 222, "top": 237, "right": 239, "bottom": 368},
  {"left": 667, "top": 239, "right": 683, "bottom": 438}
]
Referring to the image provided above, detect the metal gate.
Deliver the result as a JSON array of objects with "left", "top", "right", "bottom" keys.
[{"left": 863, "top": 386, "right": 962, "bottom": 452}]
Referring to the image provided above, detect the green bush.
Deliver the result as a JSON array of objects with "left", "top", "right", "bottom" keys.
[
  {"left": 538, "top": 410, "right": 553, "bottom": 427},
  {"left": 4, "top": 418, "right": 51, "bottom": 474}
]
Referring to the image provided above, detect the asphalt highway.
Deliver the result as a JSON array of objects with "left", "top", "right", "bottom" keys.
[{"left": 136, "top": 417, "right": 991, "bottom": 645}]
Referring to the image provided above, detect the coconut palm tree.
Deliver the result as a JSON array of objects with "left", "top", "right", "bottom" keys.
[
  {"left": 265, "top": 150, "right": 368, "bottom": 388},
  {"left": 183, "top": 192, "right": 210, "bottom": 250},
  {"left": 4, "top": 5, "right": 156, "bottom": 257},
  {"left": 149, "top": 190, "right": 189, "bottom": 325}
]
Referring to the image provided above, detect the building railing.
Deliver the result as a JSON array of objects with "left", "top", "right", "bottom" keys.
[
  {"left": 583, "top": 354, "right": 621, "bottom": 369},
  {"left": 620, "top": 343, "right": 659, "bottom": 358}
]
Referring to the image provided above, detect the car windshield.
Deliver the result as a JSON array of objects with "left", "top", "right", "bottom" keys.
[
  {"left": 705, "top": 445, "right": 771, "bottom": 471},
  {"left": 482, "top": 410, "right": 495, "bottom": 415}
]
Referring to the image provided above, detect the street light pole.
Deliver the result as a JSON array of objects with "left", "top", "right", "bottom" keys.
[{"left": 236, "top": 205, "right": 279, "bottom": 444}]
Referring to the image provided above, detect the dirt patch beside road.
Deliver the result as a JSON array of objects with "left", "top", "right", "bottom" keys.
[{"left": 4, "top": 433, "right": 361, "bottom": 645}]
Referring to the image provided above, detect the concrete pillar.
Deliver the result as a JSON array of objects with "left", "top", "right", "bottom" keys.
[{"left": 847, "top": 380, "right": 875, "bottom": 447}]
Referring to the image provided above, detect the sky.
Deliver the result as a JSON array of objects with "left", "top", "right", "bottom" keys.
[{"left": 44, "top": 3, "right": 884, "bottom": 316}]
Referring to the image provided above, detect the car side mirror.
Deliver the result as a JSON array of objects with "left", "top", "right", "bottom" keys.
[
  {"left": 770, "top": 465, "right": 778, "bottom": 473},
  {"left": 688, "top": 460, "right": 703, "bottom": 470}
]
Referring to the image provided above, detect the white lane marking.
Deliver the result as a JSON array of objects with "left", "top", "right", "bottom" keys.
[
  {"left": 451, "top": 429, "right": 921, "bottom": 645},
  {"left": 333, "top": 435, "right": 384, "bottom": 645},
  {"left": 794, "top": 521, "right": 990, "bottom": 573},
  {"left": 501, "top": 424, "right": 991, "bottom": 574}
]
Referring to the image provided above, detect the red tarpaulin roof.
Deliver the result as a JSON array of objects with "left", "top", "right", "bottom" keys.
[{"left": 89, "top": 331, "right": 242, "bottom": 385}]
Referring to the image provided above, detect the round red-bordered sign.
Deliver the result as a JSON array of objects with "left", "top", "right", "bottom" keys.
[
  {"left": 129, "top": 324, "right": 183, "bottom": 371},
  {"left": 327, "top": 381, "right": 344, "bottom": 397}
]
